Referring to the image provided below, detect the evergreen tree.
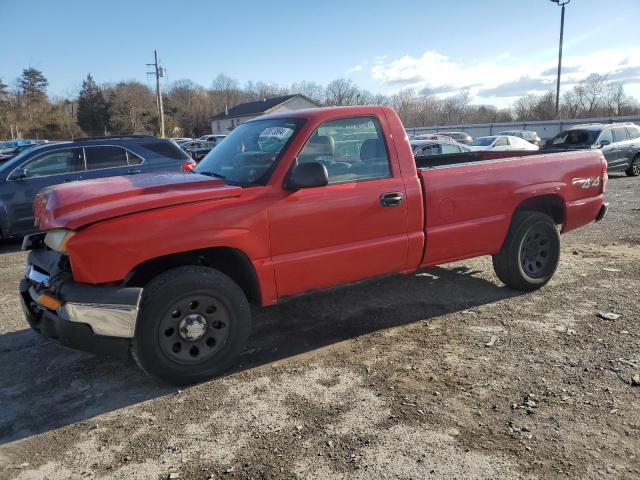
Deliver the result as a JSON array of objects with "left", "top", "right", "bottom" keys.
[
  {"left": 77, "top": 74, "right": 110, "bottom": 135},
  {"left": 17, "top": 68, "right": 48, "bottom": 120}
]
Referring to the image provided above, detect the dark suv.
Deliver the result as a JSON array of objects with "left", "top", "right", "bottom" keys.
[
  {"left": 0, "top": 136, "right": 193, "bottom": 239},
  {"left": 542, "top": 123, "right": 640, "bottom": 176}
]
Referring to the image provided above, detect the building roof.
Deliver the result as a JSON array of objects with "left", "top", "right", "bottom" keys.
[{"left": 211, "top": 94, "right": 315, "bottom": 120}]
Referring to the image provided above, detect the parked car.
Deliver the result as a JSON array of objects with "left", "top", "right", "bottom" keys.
[
  {"left": 0, "top": 141, "right": 44, "bottom": 162},
  {"left": 411, "top": 139, "right": 472, "bottom": 156},
  {"left": 409, "top": 133, "right": 455, "bottom": 142},
  {"left": 170, "top": 137, "right": 193, "bottom": 143},
  {"left": 468, "top": 135, "right": 539, "bottom": 151},
  {"left": 197, "top": 134, "right": 227, "bottom": 145},
  {"left": 179, "top": 140, "right": 215, "bottom": 161},
  {"left": 0, "top": 139, "right": 44, "bottom": 155},
  {"left": 541, "top": 123, "right": 640, "bottom": 176},
  {"left": 498, "top": 130, "right": 542, "bottom": 146},
  {"left": 20, "top": 106, "right": 607, "bottom": 384},
  {"left": 0, "top": 136, "right": 194, "bottom": 239},
  {"left": 438, "top": 131, "right": 474, "bottom": 145}
]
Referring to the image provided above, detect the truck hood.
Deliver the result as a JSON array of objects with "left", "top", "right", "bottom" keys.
[{"left": 34, "top": 172, "right": 243, "bottom": 230}]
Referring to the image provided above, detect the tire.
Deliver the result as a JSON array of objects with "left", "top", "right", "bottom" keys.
[
  {"left": 492, "top": 212, "right": 560, "bottom": 291},
  {"left": 625, "top": 155, "right": 640, "bottom": 177},
  {"left": 131, "top": 265, "right": 251, "bottom": 385}
]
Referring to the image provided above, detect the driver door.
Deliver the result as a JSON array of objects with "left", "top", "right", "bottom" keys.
[
  {"left": 267, "top": 115, "right": 409, "bottom": 298},
  {"left": 597, "top": 129, "right": 620, "bottom": 167},
  {"left": 7, "top": 147, "right": 85, "bottom": 235}
]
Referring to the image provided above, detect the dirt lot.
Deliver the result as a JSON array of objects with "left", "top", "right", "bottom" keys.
[{"left": 0, "top": 174, "right": 638, "bottom": 480}]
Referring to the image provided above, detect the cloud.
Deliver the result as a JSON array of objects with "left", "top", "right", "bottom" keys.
[
  {"left": 345, "top": 64, "right": 363, "bottom": 75},
  {"left": 607, "top": 65, "right": 640, "bottom": 83},
  {"left": 540, "top": 65, "right": 582, "bottom": 76},
  {"left": 478, "top": 77, "right": 555, "bottom": 97},
  {"left": 370, "top": 47, "right": 640, "bottom": 100}
]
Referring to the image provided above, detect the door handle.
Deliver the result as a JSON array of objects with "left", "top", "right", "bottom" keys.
[
  {"left": 128, "top": 168, "right": 141, "bottom": 174},
  {"left": 380, "top": 192, "right": 403, "bottom": 207}
]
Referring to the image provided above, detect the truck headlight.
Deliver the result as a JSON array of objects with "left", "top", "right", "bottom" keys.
[{"left": 44, "top": 229, "right": 75, "bottom": 254}]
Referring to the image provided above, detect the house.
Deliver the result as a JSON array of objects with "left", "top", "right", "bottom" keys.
[{"left": 210, "top": 94, "right": 319, "bottom": 134}]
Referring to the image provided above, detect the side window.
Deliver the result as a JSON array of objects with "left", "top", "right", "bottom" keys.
[
  {"left": 416, "top": 144, "right": 441, "bottom": 157},
  {"left": 298, "top": 116, "right": 391, "bottom": 184},
  {"left": 612, "top": 127, "right": 628, "bottom": 143},
  {"left": 84, "top": 146, "right": 128, "bottom": 170},
  {"left": 598, "top": 129, "right": 614, "bottom": 144},
  {"left": 22, "top": 149, "right": 83, "bottom": 178},
  {"left": 495, "top": 137, "right": 508, "bottom": 146},
  {"left": 127, "top": 150, "right": 143, "bottom": 165},
  {"left": 627, "top": 126, "right": 640, "bottom": 140},
  {"left": 440, "top": 143, "right": 461, "bottom": 154}
]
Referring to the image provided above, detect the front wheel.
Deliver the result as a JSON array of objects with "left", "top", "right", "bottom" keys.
[
  {"left": 625, "top": 155, "right": 640, "bottom": 177},
  {"left": 492, "top": 212, "right": 560, "bottom": 291},
  {"left": 132, "top": 266, "right": 251, "bottom": 385}
]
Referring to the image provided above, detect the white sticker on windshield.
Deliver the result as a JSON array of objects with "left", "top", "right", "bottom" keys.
[{"left": 260, "top": 127, "right": 293, "bottom": 139}]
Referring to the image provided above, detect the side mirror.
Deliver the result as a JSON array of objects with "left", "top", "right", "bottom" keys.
[
  {"left": 287, "top": 161, "right": 329, "bottom": 190},
  {"left": 598, "top": 140, "right": 610, "bottom": 147},
  {"left": 8, "top": 168, "right": 26, "bottom": 180}
]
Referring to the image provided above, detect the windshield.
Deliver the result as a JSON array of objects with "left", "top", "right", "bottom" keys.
[
  {"left": 471, "top": 137, "right": 495, "bottom": 146},
  {"left": 546, "top": 129, "right": 600, "bottom": 147},
  {"left": 1, "top": 143, "right": 51, "bottom": 168},
  {"left": 194, "top": 118, "right": 303, "bottom": 186}
]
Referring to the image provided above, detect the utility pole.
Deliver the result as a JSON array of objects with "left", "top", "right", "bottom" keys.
[
  {"left": 147, "top": 50, "right": 166, "bottom": 137},
  {"left": 551, "top": 0, "right": 570, "bottom": 118}
]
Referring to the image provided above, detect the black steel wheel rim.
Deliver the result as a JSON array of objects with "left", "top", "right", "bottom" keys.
[
  {"left": 519, "top": 225, "right": 553, "bottom": 279},
  {"left": 158, "top": 294, "right": 230, "bottom": 365}
]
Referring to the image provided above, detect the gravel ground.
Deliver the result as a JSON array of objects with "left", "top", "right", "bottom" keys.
[{"left": 0, "top": 173, "right": 638, "bottom": 480}]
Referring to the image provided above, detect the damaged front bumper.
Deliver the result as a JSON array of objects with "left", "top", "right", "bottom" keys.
[{"left": 20, "top": 241, "right": 142, "bottom": 357}]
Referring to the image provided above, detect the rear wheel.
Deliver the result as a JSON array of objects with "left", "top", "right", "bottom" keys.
[
  {"left": 625, "top": 155, "right": 640, "bottom": 177},
  {"left": 492, "top": 212, "right": 560, "bottom": 291},
  {"left": 131, "top": 266, "right": 251, "bottom": 385}
]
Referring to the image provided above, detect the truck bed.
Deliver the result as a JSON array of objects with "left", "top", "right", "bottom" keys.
[
  {"left": 415, "top": 149, "right": 553, "bottom": 169},
  {"left": 416, "top": 149, "right": 606, "bottom": 268}
]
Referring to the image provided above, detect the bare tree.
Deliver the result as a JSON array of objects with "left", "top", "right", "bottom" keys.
[
  {"left": 325, "top": 78, "right": 360, "bottom": 106},
  {"left": 244, "top": 81, "right": 289, "bottom": 101},
  {"left": 577, "top": 74, "right": 608, "bottom": 117},
  {"left": 290, "top": 81, "right": 326, "bottom": 104}
]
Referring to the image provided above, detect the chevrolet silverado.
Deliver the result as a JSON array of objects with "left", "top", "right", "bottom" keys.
[{"left": 19, "top": 106, "right": 608, "bottom": 384}]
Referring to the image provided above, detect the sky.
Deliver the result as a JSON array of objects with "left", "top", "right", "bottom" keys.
[{"left": 1, "top": 0, "right": 639, "bottom": 107}]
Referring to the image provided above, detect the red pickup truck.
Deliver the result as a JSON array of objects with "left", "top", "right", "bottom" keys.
[{"left": 20, "top": 106, "right": 608, "bottom": 384}]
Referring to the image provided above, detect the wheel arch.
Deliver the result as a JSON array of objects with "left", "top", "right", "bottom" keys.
[
  {"left": 513, "top": 194, "right": 566, "bottom": 226},
  {"left": 124, "top": 246, "right": 262, "bottom": 305}
]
